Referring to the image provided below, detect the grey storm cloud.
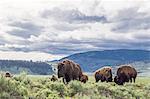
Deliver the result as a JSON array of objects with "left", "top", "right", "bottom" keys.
[
  {"left": 25, "top": 40, "right": 90, "bottom": 54},
  {"left": 52, "top": 23, "right": 90, "bottom": 31},
  {"left": 0, "top": 38, "right": 7, "bottom": 45},
  {"left": 0, "top": 46, "right": 28, "bottom": 52},
  {"left": 88, "top": 40, "right": 150, "bottom": 51},
  {"left": 112, "top": 7, "right": 150, "bottom": 32},
  {"left": 41, "top": 8, "right": 107, "bottom": 23},
  {"left": 134, "top": 34, "right": 150, "bottom": 41},
  {"left": 19, "top": 34, "right": 149, "bottom": 55},
  {"left": 7, "top": 21, "right": 44, "bottom": 38}
]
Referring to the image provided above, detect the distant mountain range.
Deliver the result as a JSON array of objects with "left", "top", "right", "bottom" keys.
[{"left": 52, "top": 49, "right": 150, "bottom": 72}]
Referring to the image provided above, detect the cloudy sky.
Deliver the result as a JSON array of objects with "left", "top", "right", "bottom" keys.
[{"left": 0, "top": 0, "right": 150, "bottom": 61}]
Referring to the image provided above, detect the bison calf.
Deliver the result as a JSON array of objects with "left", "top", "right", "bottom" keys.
[
  {"left": 51, "top": 75, "right": 58, "bottom": 82},
  {"left": 5, "top": 72, "right": 12, "bottom": 78},
  {"left": 80, "top": 73, "right": 88, "bottom": 83}
]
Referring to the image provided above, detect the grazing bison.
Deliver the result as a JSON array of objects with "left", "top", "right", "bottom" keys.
[
  {"left": 5, "top": 72, "right": 12, "bottom": 78},
  {"left": 94, "top": 67, "right": 112, "bottom": 82},
  {"left": 114, "top": 65, "right": 137, "bottom": 85},
  {"left": 50, "top": 75, "right": 58, "bottom": 82},
  {"left": 57, "top": 59, "right": 82, "bottom": 84},
  {"left": 80, "top": 73, "right": 88, "bottom": 83}
]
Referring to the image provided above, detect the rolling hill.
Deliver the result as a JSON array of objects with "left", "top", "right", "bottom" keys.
[
  {"left": 1, "top": 49, "right": 150, "bottom": 75},
  {"left": 52, "top": 49, "right": 150, "bottom": 73}
]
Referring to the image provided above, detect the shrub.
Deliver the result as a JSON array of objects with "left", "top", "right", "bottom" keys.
[
  {"left": 1, "top": 74, "right": 150, "bottom": 99},
  {"left": 50, "top": 82, "right": 68, "bottom": 97},
  {"left": 68, "top": 81, "right": 84, "bottom": 97},
  {"left": 0, "top": 76, "right": 23, "bottom": 99},
  {"left": 35, "top": 89, "right": 59, "bottom": 99}
]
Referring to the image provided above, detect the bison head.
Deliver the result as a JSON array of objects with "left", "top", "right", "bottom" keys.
[
  {"left": 114, "top": 76, "right": 119, "bottom": 84},
  {"left": 103, "top": 67, "right": 112, "bottom": 81},
  {"left": 57, "top": 62, "right": 65, "bottom": 78},
  {"left": 114, "top": 74, "right": 127, "bottom": 85},
  {"left": 104, "top": 68, "right": 112, "bottom": 76},
  {"left": 95, "top": 73, "right": 105, "bottom": 82},
  {"left": 80, "top": 74, "right": 88, "bottom": 83}
]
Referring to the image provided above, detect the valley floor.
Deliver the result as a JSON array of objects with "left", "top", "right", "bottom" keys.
[{"left": 0, "top": 73, "right": 150, "bottom": 99}]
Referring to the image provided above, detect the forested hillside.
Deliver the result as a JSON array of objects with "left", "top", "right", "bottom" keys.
[{"left": 0, "top": 60, "right": 53, "bottom": 75}]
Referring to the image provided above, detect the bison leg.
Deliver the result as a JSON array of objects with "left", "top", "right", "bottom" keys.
[
  {"left": 101, "top": 79, "right": 105, "bottom": 82},
  {"left": 95, "top": 74, "right": 101, "bottom": 82},
  {"left": 106, "top": 78, "right": 109, "bottom": 83},
  {"left": 79, "top": 76, "right": 81, "bottom": 81},
  {"left": 73, "top": 75, "right": 79, "bottom": 80},
  {"left": 107, "top": 77, "right": 112, "bottom": 82},
  {"left": 130, "top": 78, "right": 132, "bottom": 83},
  {"left": 95, "top": 78, "right": 99, "bottom": 82},
  {"left": 133, "top": 77, "right": 136, "bottom": 83},
  {"left": 63, "top": 78, "right": 66, "bottom": 84},
  {"left": 101, "top": 76, "right": 106, "bottom": 82},
  {"left": 64, "top": 74, "right": 71, "bottom": 83},
  {"left": 65, "top": 77, "right": 70, "bottom": 83}
]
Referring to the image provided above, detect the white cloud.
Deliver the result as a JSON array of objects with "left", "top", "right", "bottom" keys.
[{"left": 0, "top": 51, "right": 65, "bottom": 61}]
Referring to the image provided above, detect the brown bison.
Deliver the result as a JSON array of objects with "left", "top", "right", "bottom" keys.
[
  {"left": 94, "top": 66, "right": 112, "bottom": 82},
  {"left": 114, "top": 65, "right": 137, "bottom": 85},
  {"left": 5, "top": 72, "right": 12, "bottom": 78},
  {"left": 80, "top": 73, "right": 88, "bottom": 83},
  {"left": 50, "top": 75, "right": 58, "bottom": 82},
  {"left": 57, "top": 59, "right": 82, "bottom": 84}
]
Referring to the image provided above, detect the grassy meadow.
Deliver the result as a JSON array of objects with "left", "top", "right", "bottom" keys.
[{"left": 0, "top": 72, "right": 150, "bottom": 99}]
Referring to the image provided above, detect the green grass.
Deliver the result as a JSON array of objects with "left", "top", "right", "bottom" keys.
[
  {"left": 0, "top": 73, "right": 150, "bottom": 99},
  {"left": 136, "top": 76, "right": 150, "bottom": 84}
]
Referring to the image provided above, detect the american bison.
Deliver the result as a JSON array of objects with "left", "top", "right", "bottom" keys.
[
  {"left": 80, "top": 73, "right": 88, "bottom": 83},
  {"left": 5, "top": 72, "right": 12, "bottom": 78},
  {"left": 50, "top": 75, "right": 58, "bottom": 82},
  {"left": 114, "top": 65, "right": 137, "bottom": 85},
  {"left": 57, "top": 59, "right": 82, "bottom": 84},
  {"left": 94, "top": 67, "right": 112, "bottom": 82}
]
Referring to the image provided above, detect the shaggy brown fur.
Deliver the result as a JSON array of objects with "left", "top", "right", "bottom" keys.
[
  {"left": 114, "top": 65, "right": 137, "bottom": 85},
  {"left": 94, "top": 67, "right": 112, "bottom": 82},
  {"left": 57, "top": 59, "right": 82, "bottom": 84}
]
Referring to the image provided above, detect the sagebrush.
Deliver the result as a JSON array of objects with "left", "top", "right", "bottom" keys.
[{"left": 0, "top": 73, "right": 150, "bottom": 99}]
